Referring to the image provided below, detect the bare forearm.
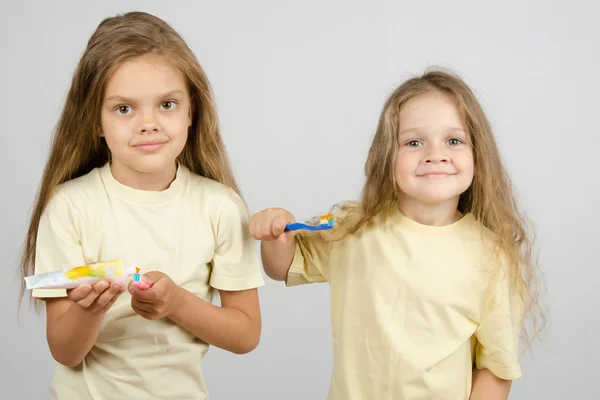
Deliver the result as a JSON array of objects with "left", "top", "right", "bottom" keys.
[
  {"left": 47, "top": 304, "right": 105, "bottom": 368},
  {"left": 168, "top": 288, "right": 259, "bottom": 354},
  {"left": 260, "top": 239, "right": 296, "bottom": 281},
  {"left": 470, "top": 368, "right": 511, "bottom": 400}
]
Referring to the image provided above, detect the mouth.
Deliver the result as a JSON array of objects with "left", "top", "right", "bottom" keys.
[
  {"left": 132, "top": 141, "right": 167, "bottom": 153},
  {"left": 417, "top": 172, "right": 456, "bottom": 178}
]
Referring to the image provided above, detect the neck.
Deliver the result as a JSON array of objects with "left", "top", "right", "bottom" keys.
[
  {"left": 109, "top": 162, "right": 178, "bottom": 191},
  {"left": 398, "top": 195, "right": 462, "bottom": 226}
]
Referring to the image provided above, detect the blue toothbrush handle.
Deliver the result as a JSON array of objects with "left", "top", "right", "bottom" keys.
[
  {"left": 284, "top": 222, "right": 333, "bottom": 231},
  {"left": 284, "top": 222, "right": 308, "bottom": 231}
]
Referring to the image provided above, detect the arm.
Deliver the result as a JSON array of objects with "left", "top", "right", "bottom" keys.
[
  {"left": 130, "top": 272, "right": 260, "bottom": 354},
  {"left": 131, "top": 188, "right": 264, "bottom": 354},
  {"left": 260, "top": 238, "right": 296, "bottom": 281},
  {"left": 250, "top": 207, "right": 298, "bottom": 281},
  {"left": 470, "top": 368, "right": 512, "bottom": 400},
  {"left": 168, "top": 287, "right": 261, "bottom": 354},
  {"left": 474, "top": 263, "right": 524, "bottom": 396},
  {"left": 45, "top": 281, "right": 124, "bottom": 367},
  {"left": 34, "top": 191, "right": 124, "bottom": 367}
]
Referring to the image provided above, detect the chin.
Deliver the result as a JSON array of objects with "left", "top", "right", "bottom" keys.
[
  {"left": 408, "top": 189, "right": 464, "bottom": 206},
  {"left": 129, "top": 158, "right": 177, "bottom": 174}
]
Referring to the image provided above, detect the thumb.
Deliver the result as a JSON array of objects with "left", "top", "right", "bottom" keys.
[{"left": 140, "top": 271, "right": 163, "bottom": 285}]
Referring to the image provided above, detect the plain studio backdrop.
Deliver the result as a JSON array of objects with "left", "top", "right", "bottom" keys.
[{"left": 1, "top": 1, "right": 598, "bottom": 399}]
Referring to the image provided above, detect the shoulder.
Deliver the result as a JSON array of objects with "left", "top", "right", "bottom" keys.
[
  {"left": 458, "top": 215, "right": 514, "bottom": 281},
  {"left": 54, "top": 167, "right": 104, "bottom": 201},
  {"left": 46, "top": 168, "right": 105, "bottom": 215},
  {"left": 185, "top": 169, "right": 247, "bottom": 218}
]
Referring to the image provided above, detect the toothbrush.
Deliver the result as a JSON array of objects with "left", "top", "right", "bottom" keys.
[
  {"left": 285, "top": 213, "right": 334, "bottom": 231},
  {"left": 132, "top": 269, "right": 151, "bottom": 290}
]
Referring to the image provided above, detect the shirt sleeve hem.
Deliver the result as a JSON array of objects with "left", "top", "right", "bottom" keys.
[
  {"left": 476, "top": 361, "right": 522, "bottom": 380},
  {"left": 210, "top": 274, "right": 265, "bottom": 291},
  {"left": 285, "top": 243, "right": 308, "bottom": 287},
  {"left": 32, "top": 288, "right": 67, "bottom": 298}
]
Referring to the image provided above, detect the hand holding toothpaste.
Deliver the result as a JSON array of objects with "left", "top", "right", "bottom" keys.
[
  {"left": 128, "top": 271, "right": 182, "bottom": 320},
  {"left": 68, "top": 280, "right": 126, "bottom": 314}
]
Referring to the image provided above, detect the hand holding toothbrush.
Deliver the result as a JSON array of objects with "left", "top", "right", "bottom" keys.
[
  {"left": 250, "top": 208, "right": 335, "bottom": 244},
  {"left": 128, "top": 271, "right": 183, "bottom": 320},
  {"left": 249, "top": 208, "right": 298, "bottom": 244}
]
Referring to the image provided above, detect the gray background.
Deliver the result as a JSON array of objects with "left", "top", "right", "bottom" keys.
[{"left": 1, "top": 0, "right": 598, "bottom": 399}]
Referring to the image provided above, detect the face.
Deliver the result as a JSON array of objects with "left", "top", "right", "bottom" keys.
[
  {"left": 395, "top": 91, "right": 474, "bottom": 208},
  {"left": 101, "top": 55, "right": 192, "bottom": 181}
]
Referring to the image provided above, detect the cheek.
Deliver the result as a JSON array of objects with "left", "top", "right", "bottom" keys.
[
  {"left": 394, "top": 153, "right": 416, "bottom": 190},
  {"left": 169, "top": 114, "right": 191, "bottom": 143},
  {"left": 100, "top": 114, "right": 131, "bottom": 149},
  {"left": 395, "top": 153, "right": 418, "bottom": 178},
  {"left": 457, "top": 150, "right": 475, "bottom": 175}
]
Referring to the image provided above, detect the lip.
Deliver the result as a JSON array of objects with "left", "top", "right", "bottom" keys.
[
  {"left": 133, "top": 141, "right": 167, "bottom": 153},
  {"left": 417, "top": 172, "right": 455, "bottom": 178}
]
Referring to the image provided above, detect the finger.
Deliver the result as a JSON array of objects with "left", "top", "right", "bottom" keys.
[
  {"left": 141, "top": 271, "right": 162, "bottom": 285},
  {"left": 132, "top": 301, "right": 161, "bottom": 320},
  {"left": 93, "top": 282, "right": 125, "bottom": 309},
  {"left": 131, "top": 303, "right": 154, "bottom": 319},
  {"left": 91, "top": 280, "right": 111, "bottom": 294},
  {"left": 131, "top": 298, "right": 154, "bottom": 313},
  {"left": 67, "top": 284, "right": 92, "bottom": 302},
  {"left": 278, "top": 231, "right": 296, "bottom": 245},
  {"left": 260, "top": 222, "right": 276, "bottom": 240},
  {"left": 75, "top": 291, "right": 100, "bottom": 309},
  {"left": 76, "top": 280, "right": 113, "bottom": 308},
  {"left": 272, "top": 218, "right": 288, "bottom": 237},
  {"left": 73, "top": 280, "right": 109, "bottom": 308},
  {"left": 129, "top": 283, "right": 156, "bottom": 302},
  {"left": 99, "top": 291, "right": 122, "bottom": 313}
]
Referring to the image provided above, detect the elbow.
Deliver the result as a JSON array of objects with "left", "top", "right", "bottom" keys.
[
  {"left": 231, "top": 328, "right": 261, "bottom": 355},
  {"left": 50, "top": 349, "right": 84, "bottom": 368},
  {"left": 264, "top": 266, "right": 287, "bottom": 282},
  {"left": 47, "top": 335, "right": 84, "bottom": 368}
]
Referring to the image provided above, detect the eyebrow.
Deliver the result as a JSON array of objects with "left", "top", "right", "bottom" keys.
[
  {"left": 104, "top": 90, "right": 186, "bottom": 103},
  {"left": 398, "top": 126, "right": 466, "bottom": 136}
]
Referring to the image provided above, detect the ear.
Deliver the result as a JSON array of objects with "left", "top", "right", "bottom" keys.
[
  {"left": 187, "top": 106, "right": 192, "bottom": 128},
  {"left": 97, "top": 123, "right": 104, "bottom": 137}
]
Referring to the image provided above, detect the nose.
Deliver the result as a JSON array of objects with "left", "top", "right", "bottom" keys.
[
  {"left": 139, "top": 110, "right": 159, "bottom": 134},
  {"left": 424, "top": 144, "right": 449, "bottom": 164}
]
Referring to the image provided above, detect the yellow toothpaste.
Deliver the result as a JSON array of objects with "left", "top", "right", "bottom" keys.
[{"left": 25, "top": 260, "right": 137, "bottom": 290}]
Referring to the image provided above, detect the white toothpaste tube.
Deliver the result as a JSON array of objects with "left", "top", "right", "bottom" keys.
[{"left": 24, "top": 259, "right": 138, "bottom": 290}]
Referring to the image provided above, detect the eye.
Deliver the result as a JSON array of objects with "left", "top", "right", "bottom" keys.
[
  {"left": 406, "top": 140, "right": 423, "bottom": 147},
  {"left": 115, "top": 105, "right": 132, "bottom": 115},
  {"left": 447, "top": 138, "right": 462, "bottom": 146},
  {"left": 160, "top": 101, "right": 176, "bottom": 110}
]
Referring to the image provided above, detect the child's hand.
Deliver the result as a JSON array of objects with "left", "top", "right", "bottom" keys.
[
  {"left": 67, "top": 281, "right": 125, "bottom": 314},
  {"left": 250, "top": 208, "right": 297, "bottom": 245},
  {"left": 128, "top": 271, "right": 182, "bottom": 320}
]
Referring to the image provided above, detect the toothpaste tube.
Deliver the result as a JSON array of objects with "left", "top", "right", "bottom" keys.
[{"left": 24, "top": 259, "right": 138, "bottom": 290}]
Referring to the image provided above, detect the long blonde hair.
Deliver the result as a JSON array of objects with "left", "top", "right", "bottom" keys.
[
  {"left": 320, "top": 68, "right": 546, "bottom": 350},
  {"left": 20, "top": 11, "right": 240, "bottom": 306}
]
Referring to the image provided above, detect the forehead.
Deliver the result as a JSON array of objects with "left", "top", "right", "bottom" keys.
[
  {"left": 104, "top": 55, "right": 188, "bottom": 98},
  {"left": 398, "top": 90, "right": 464, "bottom": 134}
]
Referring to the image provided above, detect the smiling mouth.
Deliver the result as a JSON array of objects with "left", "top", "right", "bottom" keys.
[
  {"left": 133, "top": 142, "right": 166, "bottom": 153},
  {"left": 418, "top": 172, "right": 455, "bottom": 178}
]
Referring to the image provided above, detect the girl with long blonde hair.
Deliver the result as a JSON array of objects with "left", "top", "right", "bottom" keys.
[
  {"left": 21, "top": 11, "right": 263, "bottom": 399},
  {"left": 251, "top": 68, "right": 545, "bottom": 399}
]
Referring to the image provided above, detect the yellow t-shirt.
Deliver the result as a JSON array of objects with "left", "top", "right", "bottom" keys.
[
  {"left": 32, "top": 163, "right": 265, "bottom": 400},
  {"left": 287, "top": 210, "right": 523, "bottom": 400}
]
